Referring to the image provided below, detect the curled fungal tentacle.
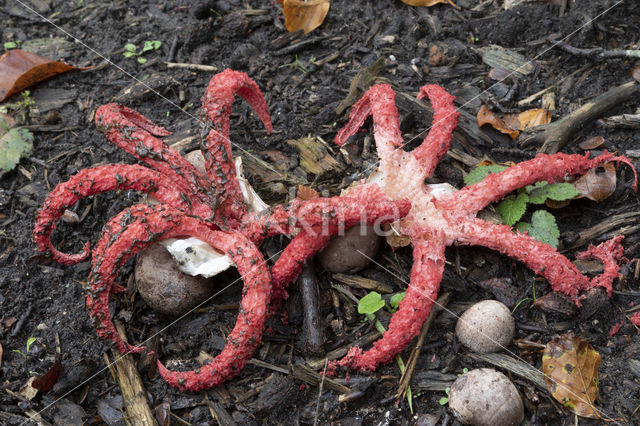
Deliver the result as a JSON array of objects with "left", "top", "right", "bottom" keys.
[
  {"left": 88, "top": 204, "right": 270, "bottom": 366},
  {"left": 33, "top": 165, "right": 203, "bottom": 266}
]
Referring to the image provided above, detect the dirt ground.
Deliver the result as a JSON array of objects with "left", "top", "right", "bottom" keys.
[{"left": 1, "top": 0, "right": 640, "bottom": 424}]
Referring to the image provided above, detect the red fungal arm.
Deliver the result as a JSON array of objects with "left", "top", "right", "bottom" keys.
[
  {"left": 33, "top": 164, "right": 207, "bottom": 265},
  {"left": 95, "top": 104, "right": 215, "bottom": 217},
  {"left": 412, "top": 85, "right": 459, "bottom": 177},
  {"left": 202, "top": 69, "right": 273, "bottom": 227},
  {"left": 630, "top": 312, "right": 640, "bottom": 327},
  {"left": 335, "top": 84, "right": 403, "bottom": 157},
  {"left": 453, "top": 218, "right": 625, "bottom": 301},
  {"left": 443, "top": 152, "right": 637, "bottom": 215},
  {"left": 335, "top": 236, "right": 446, "bottom": 371},
  {"left": 88, "top": 205, "right": 271, "bottom": 383}
]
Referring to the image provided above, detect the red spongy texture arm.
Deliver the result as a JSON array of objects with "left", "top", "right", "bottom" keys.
[
  {"left": 95, "top": 104, "right": 215, "bottom": 216},
  {"left": 453, "top": 218, "right": 626, "bottom": 301},
  {"left": 334, "top": 236, "right": 446, "bottom": 371},
  {"left": 33, "top": 164, "right": 209, "bottom": 265},
  {"left": 88, "top": 204, "right": 270, "bottom": 391},
  {"left": 201, "top": 69, "right": 273, "bottom": 227},
  {"left": 412, "top": 84, "right": 459, "bottom": 177},
  {"left": 442, "top": 152, "right": 637, "bottom": 215}
]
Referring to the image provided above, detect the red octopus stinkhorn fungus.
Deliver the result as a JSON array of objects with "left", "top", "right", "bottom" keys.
[
  {"left": 33, "top": 70, "right": 409, "bottom": 391},
  {"left": 332, "top": 83, "right": 637, "bottom": 372}
]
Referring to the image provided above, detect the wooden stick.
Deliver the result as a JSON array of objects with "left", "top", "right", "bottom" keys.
[
  {"left": 519, "top": 80, "right": 640, "bottom": 153},
  {"left": 307, "top": 330, "right": 381, "bottom": 370},
  {"left": 111, "top": 323, "right": 157, "bottom": 426},
  {"left": 396, "top": 292, "right": 452, "bottom": 400}
]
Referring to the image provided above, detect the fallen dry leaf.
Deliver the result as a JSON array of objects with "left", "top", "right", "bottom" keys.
[
  {"left": 401, "top": 0, "right": 457, "bottom": 6},
  {"left": 0, "top": 49, "right": 80, "bottom": 102},
  {"left": 32, "top": 356, "right": 62, "bottom": 393},
  {"left": 477, "top": 104, "right": 519, "bottom": 139},
  {"left": 574, "top": 162, "right": 617, "bottom": 202},
  {"left": 578, "top": 136, "right": 605, "bottom": 150},
  {"left": 297, "top": 185, "right": 319, "bottom": 201},
  {"left": 542, "top": 333, "right": 601, "bottom": 418},
  {"left": 279, "top": 0, "right": 330, "bottom": 34},
  {"left": 478, "top": 105, "right": 551, "bottom": 139}
]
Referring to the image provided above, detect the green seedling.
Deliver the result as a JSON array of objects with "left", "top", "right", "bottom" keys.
[
  {"left": 4, "top": 41, "right": 19, "bottom": 50},
  {"left": 278, "top": 54, "right": 309, "bottom": 73},
  {"left": 13, "top": 337, "right": 37, "bottom": 358},
  {"left": 512, "top": 278, "right": 537, "bottom": 313},
  {"left": 439, "top": 387, "right": 450, "bottom": 405},
  {"left": 464, "top": 164, "right": 580, "bottom": 248},
  {"left": 123, "top": 40, "right": 162, "bottom": 64},
  {"left": 358, "top": 291, "right": 413, "bottom": 413}
]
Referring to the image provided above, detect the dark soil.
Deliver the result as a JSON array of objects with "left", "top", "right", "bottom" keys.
[{"left": 2, "top": 0, "right": 640, "bottom": 424}]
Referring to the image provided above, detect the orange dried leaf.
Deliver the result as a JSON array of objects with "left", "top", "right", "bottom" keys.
[
  {"left": 297, "top": 185, "right": 319, "bottom": 201},
  {"left": 281, "top": 0, "right": 330, "bottom": 34},
  {"left": 574, "top": 163, "right": 616, "bottom": 202},
  {"left": 517, "top": 108, "right": 551, "bottom": 129},
  {"left": 477, "top": 104, "right": 519, "bottom": 139},
  {"left": 383, "top": 222, "right": 412, "bottom": 248},
  {"left": 0, "top": 50, "right": 79, "bottom": 102},
  {"left": 578, "top": 136, "right": 605, "bottom": 150},
  {"left": 542, "top": 333, "right": 601, "bottom": 418},
  {"left": 401, "top": 0, "right": 457, "bottom": 6}
]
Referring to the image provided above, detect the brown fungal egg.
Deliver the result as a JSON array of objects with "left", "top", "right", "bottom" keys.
[
  {"left": 448, "top": 368, "right": 524, "bottom": 426},
  {"left": 455, "top": 300, "right": 515, "bottom": 353},
  {"left": 135, "top": 243, "right": 214, "bottom": 316},
  {"left": 317, "top": 225, "right": 382, "bottom": 274}
]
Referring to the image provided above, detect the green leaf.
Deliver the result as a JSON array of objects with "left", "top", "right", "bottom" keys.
[
  {"left": 463, "top": 164, "right": 508, "bottom": 186},
  {"left": 26, "top": 337, "right": 37, "bottom": 353},
  {"left": 142, "top": 40, "right": 162, "bottom": 52},
  {"left": 4, "top": 41, "right": 18, "bottom": 49},
  {"left": 515, "top": 221, "right": 531, "bottom": 234},
  {"left": 124, "top": 43, "right": 137, "bottom": 52},
  {"left": 137, "top": 57, "right": 147, "bottom": 64},
  {"left": 358, "top": 292, "right": 385, "bottom": 315},
  {"left": 439, "top": 397, "right": 449, "bottom": 405},
  {"left": 123, "top": 51, "right": 136, "bottom": 58},
  {"left": 528, "top": 210, "right": 560, "bottom": 248},
  {"left": 496, "top": 192, "right": 528, "bottom": 226},
  {"left": 0, "top": 128, "right": 34, "bottom": 171},
  {"left": 389, "top": 292, "right": 405, "bottom": 311},
  {"left": 527, "top": 182, "right": 580, "bottom": 204}
]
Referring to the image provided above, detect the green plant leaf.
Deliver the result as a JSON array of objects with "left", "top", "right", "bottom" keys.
[
  {"left": 26, "top": 337, "right": 37, "bottom": 353},
  {"left": 528, "top": 210, "right": 560, "bottom": 248},
  {"left": 142, "top": 40, "right": 162, "bottom": 52},
  {"left": 124, "top": 43, "right": 137, "bottom": 52},
  {"left": 515, "top": 221, "right": 531, "bottom": 234},
  {"left": 496, "top": 192, "right": 528, "bottom": 226},
  {"left": 389, "top": 292, "right": 405, "bottom": 311},
  {"left": 527, "top": 182, "right": 580, "bottom": 204},
  {"left": 123, "top": 51, "right": 136, "bottom": 58},
  {"left": 464, "top": 164, "right": 508, "bottom": 186},
  {"left": 137, "top": 57, "right": 147, "bottom": 64},
  {"left": 0, "top": 127, "right": 34, "bottom": 171},
  {"left": 439, "top": 396, "right": 449, "bottom": 405},
  {"left": 4, "top": 41, "right": 18, "bottom": 49},
  {"left": 358, "top": 292, "right": 385, "bottom": 315}
]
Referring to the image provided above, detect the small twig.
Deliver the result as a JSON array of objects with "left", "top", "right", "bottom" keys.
[
  {"left": 396, "top": 292, "right": 452, "bottom": 400},
  {"left": 313, "top": 360, "right": 328, "bottom": 426},
  {"left": 292, "top": 363, "right": 350, "bottom": 394},
  {"left": 167, "top": 35, "right": 179, "bottom": 63},
  {"left": 10, "top": 303, "right": 33, "bottom": 337},
  {"left": 299, "top": 261, "right": 325, "bottom": 356},
  {"left": 551, "top": 39, "right": 640, "bottom": 60},
  {"left": 112, "top": 323, "right": 157, "bottom": 426},
  {"left": 467, "top": 352, "right": 547, "bottom": 391},
  {"left": 166, "top": 62, "right": 218, "bottom": 72},
  {"left": 307, "top": 330, "right": 381, "bottom": 370},
  {"left": 563, "top": 211, "right": 640, "bottom": 251},
  {"left": 520, "top": 80, "right": 640, "bottom": 153}
]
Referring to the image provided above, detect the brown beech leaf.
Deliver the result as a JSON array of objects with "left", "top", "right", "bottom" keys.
[
  {"left": 401, "top": 0, "right": 457, "bottom": 6},
  {"left": 517, "top": 108, "right": 551, "bottom": 129},
  {"left": 542, "top": 333, "right": 601, "bottom": 418},
  {"left": 578, "top": 136, "right": 605, "bottom": 150},
  {"left": 0, "top": 50, "right": 80, "bottom": 102},
  {"left": 280, "top": 0, "right": 330, "bottom": 34},
  {"left": 297, "top": 184, "right": 319, "bottom": 201},
  {"left": 574, "top": 163, "right": 616, "bottom": 202},
  {"left": 477, "top": 104, "right": 519, "bottom": 139},
  {"left": 32, "top": 356, "right": 62, "bottom": 393}
]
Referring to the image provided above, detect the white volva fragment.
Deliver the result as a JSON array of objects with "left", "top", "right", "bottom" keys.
[{"left": 162, "top": 156, "right": 269, "bottom": 278}]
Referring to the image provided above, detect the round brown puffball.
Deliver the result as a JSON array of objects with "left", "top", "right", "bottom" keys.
[
  {"left": 448, "top": 368, "right": 524, "bottom": 426},
  {"left": 317, "top": 225, "right": 382, "bottom": 274},
  {"left": 135, "top": 243, "right": 214, "bottom": 316},
  {"left": 456, "top": 300, "right": 515, "bottom": 353}
]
